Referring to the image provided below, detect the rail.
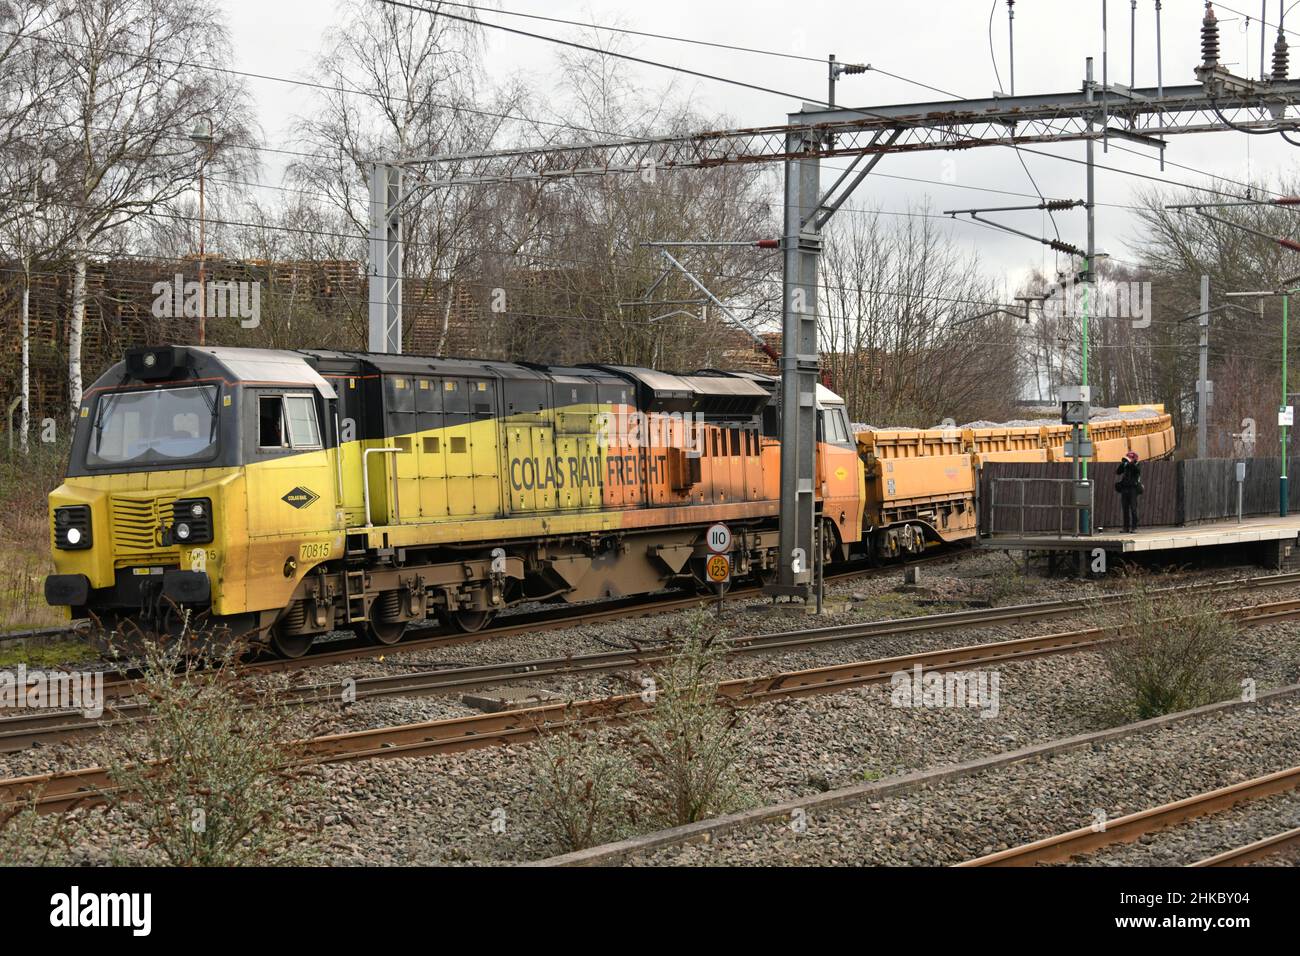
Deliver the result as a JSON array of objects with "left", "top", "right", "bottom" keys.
[{"left": 10, "top": 593, "right": 1300, "bottom": 814}]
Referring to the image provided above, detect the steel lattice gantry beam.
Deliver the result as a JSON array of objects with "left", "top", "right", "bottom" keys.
[
  {"left": 373, "top": 73, "right": 1300, "bottom": 601},
  {"left": 395, "top": 81, "right": 1300, "bottom": 186}
]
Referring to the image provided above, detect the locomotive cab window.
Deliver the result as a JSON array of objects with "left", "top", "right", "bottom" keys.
[
  {"left": 820, "top": 407, "right": 853, "bottom": 446},
  {"left": 258, "top": 394, "right": 321, "bottom": 450},
  {"left": 86, "top": 384, "right": 219, "bottom": 468}
]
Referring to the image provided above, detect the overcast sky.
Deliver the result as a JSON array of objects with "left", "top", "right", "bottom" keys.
[{"left": 221, "top": 0, "right": 1300, "bottom": 294}]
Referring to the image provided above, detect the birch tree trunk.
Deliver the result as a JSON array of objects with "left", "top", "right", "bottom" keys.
[
  {"left": 68, "top": 228, "right": 87, "bottom": 419},
  {"left": 436, "top": 280, "right": 453, "bottom": 354},
  {"left": 20, "top": 263, "right": 30, "bottom": 452}
]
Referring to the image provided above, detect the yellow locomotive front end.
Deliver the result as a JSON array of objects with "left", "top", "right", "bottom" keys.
[{"left": 44, "top": 345, "right": 339, "bottom": 648}]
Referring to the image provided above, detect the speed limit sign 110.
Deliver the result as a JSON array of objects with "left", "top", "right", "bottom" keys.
[{"left": 706, "top": 522, "right": 732, "bottom": 554}]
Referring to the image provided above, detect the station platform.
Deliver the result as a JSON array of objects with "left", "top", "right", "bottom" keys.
[{"left": 980, "top": 513, "right": 1300, "bottom": 554}]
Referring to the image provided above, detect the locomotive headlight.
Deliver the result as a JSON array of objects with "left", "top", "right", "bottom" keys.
[
  {"left": 171, "top": 498, "right": 212, "bottom": 544},
  {"left": 142, "top": 352, "right": 157, "bottom": 368},
  {"left": 53, "top": 505, "right": 91, "bottom": 549}
]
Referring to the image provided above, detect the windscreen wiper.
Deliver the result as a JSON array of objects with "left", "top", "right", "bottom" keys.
[
  {"left": 198, "top": 385, "right": 219, "bottom": 444},
  {"left": 92, "top": 373, "right": 131, "bottom": 453}
]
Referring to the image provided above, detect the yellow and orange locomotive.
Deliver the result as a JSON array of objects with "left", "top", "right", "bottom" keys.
[{"left": 44, "top": 345, "right": 1174, "bottom": 657}]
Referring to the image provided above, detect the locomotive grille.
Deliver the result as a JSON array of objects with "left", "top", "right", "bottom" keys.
[{"left": 111, "top": 494, "right": 178, "bottom": 562}]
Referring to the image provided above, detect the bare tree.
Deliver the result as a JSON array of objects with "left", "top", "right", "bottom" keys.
[
  {"left": 290, "top": 0, "right": 516, "bottom": 349},
  {"left": 44, "top": 0, "right": 255, "bottom": 417},
  {"left": 820, "top": 206, "right": 1020, "bottom": 425},
  {"left": 461, "top": 30, "right": 779, "bottom": 368},
  {"left": 0, "top": 1, "right": 76, "bottom": 447},
  {"left": 1127, "top": 179, "right": 1300, "bottom": 455}
]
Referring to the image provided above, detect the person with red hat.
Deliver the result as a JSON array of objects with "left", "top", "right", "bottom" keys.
[{"left": 1115, "top": 450, "right": 1143, "bottom": 533}]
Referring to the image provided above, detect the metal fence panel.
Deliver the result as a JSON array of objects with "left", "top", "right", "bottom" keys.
[{"left": 980, "top": 460, "right": 1178, "bottom": 533}]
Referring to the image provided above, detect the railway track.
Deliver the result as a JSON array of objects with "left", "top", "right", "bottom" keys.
[
  {"left": 7, "top": 591, "right": 1300, "bottom": 815},
  {"left": 8, "top": 552, "right": 968, "bottom": 694},
  {"left": 30, "top": 561, "right": 1300, "bottom": 710},
  {"left": 7, "top": 568, "right": 1300, "bottom": 753},
  {"left": 1191, "top": 825, "right": 1300, "bottom": 866},
  {"left": 957, "top": 764, "right": 1300, "bottom": 867},
  {"left": 150, "top": 564, "right": 1300, "bottom": 678}
]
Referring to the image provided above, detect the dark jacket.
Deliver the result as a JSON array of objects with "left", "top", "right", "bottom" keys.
[{"left": 1116, "top": 458, "right": 1142, "bottom": 493}]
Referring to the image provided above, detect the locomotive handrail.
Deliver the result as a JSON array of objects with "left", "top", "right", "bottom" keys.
[{"left": 363, "top": 447, "right": 403, "bottom": 528}]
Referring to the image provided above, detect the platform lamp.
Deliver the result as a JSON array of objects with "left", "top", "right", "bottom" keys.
[{"left": 189, "top": 117, "right": 215, "bottom": 346}]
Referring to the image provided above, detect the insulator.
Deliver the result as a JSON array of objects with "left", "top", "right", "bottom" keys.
[
  {"left": 1201, "top": 2, "right": 1220, "bottom": 68},
  {"left": 1274, "top": 30, "right": 1290, "bottom": 82}
]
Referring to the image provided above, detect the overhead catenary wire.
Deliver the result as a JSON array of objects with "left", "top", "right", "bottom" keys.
[
  {"left": 8, "top": 7, "right": 1293, "bottom": 214},
  {"left": 9, "top": 0, "right": 1300, "bottom": 339}
]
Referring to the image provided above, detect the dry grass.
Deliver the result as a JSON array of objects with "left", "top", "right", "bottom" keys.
[{"left": 0, "top": 441, "right": 69, "bottom": 631}]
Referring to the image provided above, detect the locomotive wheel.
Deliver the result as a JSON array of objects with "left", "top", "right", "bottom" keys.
[
  {"left": 445, "top": 610, "right": 497, "bottom": 633},
  {"left": 362, "top": 591, "right": 410, "bottom": 645},
  {"left": 269, "top": 624, "right": 314, "bottom": 659},
  {"left": 366, "top": 609, "right": 408, "bottom": 645}
]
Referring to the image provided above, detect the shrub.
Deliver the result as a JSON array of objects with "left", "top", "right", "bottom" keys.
[
  {"left": 631, "top": 611, "right": 750, "bottom": 828},
  {"left": 528, "top": 724, "right": 635, "bottom": 851},
  {"left": 95, "top": 619, "right": 325, "bottom": 865},
  {"left": 0, "top": 797, "right": 80, "bottom": 866},
  {"left": 1099, "top": 574, "right": 1241, "bottom": 720}
]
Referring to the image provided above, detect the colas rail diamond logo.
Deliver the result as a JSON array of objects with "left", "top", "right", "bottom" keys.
[{"left": 281, "top": 486, "right": 319, "bottom": 509}]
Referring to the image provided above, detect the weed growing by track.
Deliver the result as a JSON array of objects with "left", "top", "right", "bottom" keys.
[
  {"left": 1097, "top": 572, "right": 1242, "bottom": 720},
  {"left": 983, "top": 557, "right": 1034, "bottom": 607},
  {"left": 0, "top": 795, "right": 83, "bottom": 866},
  {"left": 631, "top": 610, "right": 752, "bottom": 828},
  {"left": 528, "top": 726, "right": 635, "bottom": 851},
  {"left": 93, "top": 619, "right": 326, "bottom": 865},
  {"left": 530, "top": 610, "right": 751, "bottom": 847}
]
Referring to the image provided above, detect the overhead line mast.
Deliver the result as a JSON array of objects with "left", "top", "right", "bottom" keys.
[{"left": 374, "top": 3, "right": 1300, "bottom": 603}]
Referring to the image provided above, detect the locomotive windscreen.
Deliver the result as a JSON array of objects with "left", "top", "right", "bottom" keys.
[{"left": 85, "top": 385, "right": 220, "bottom": 468}]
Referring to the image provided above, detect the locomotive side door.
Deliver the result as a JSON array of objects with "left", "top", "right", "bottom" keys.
[{"left": 243, "top": 388, "right": 339, "bottom": 607}]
